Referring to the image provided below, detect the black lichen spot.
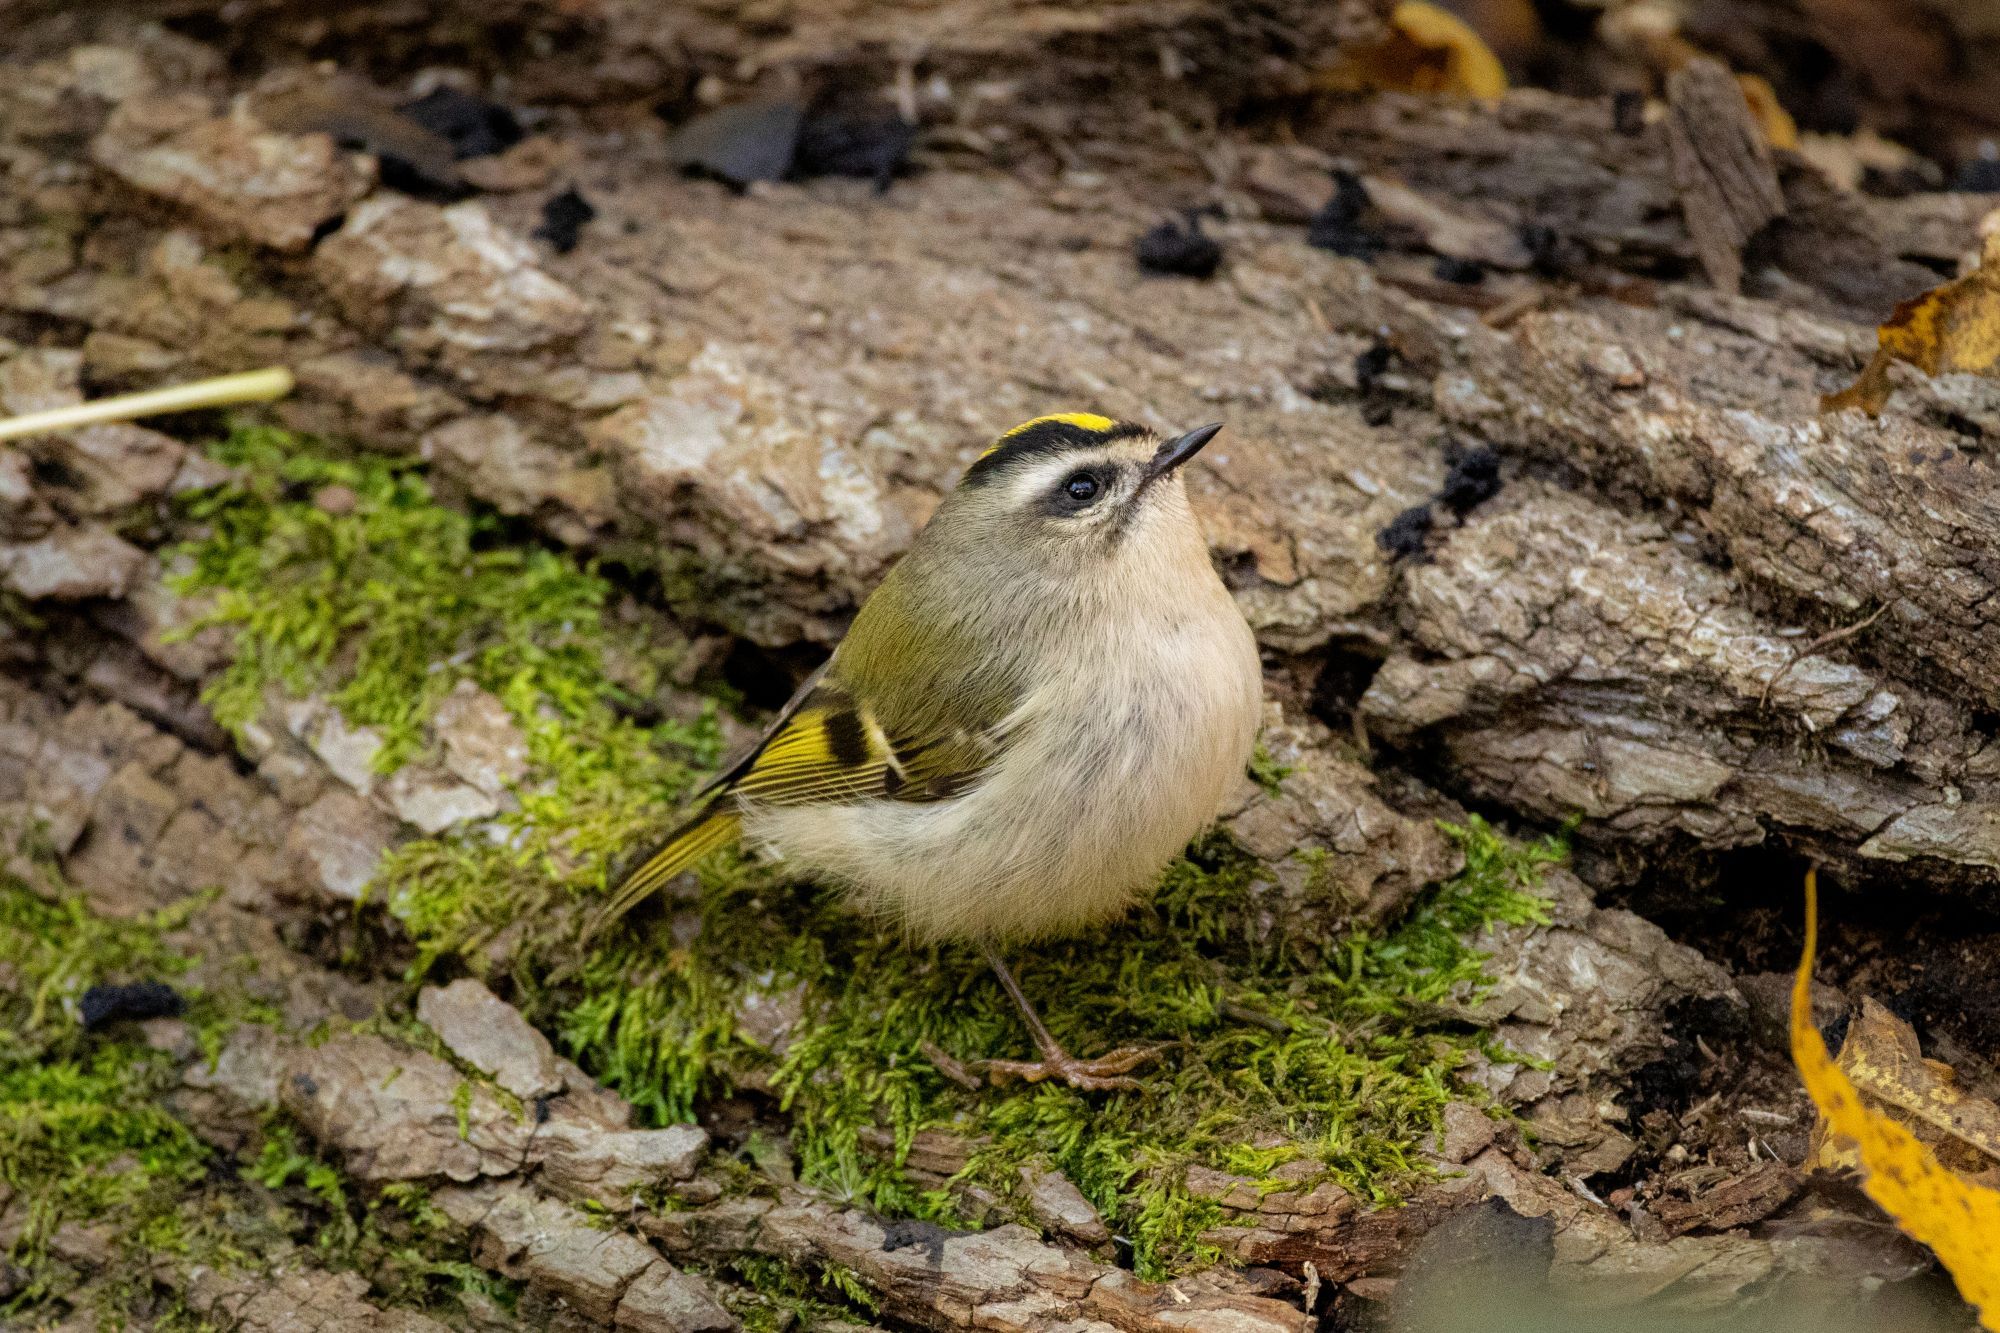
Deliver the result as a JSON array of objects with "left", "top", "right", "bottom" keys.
[
  {"left": 1354, "top": 342, "right": 1393, "bottom": 394},
  {"left": 1135, "top": 216, "right": 1222, "bottom": 279},
  {"left": 666, "top": 101, "right": 805, "bottom": 189},
  {"left": 1952, "top": 158, "right": 2000, "bottom": 193},
  {"left": 78, "top": 980, "right": 183, "bottom": 1030},
  {"left": 1519, "top": 223, "right": 1567, "bottom": 275},
  {"left": 1377, "top": 503, "right": 1434, "bottom": 559},
  {"left": 397, "top": 87, "right": 524, "bottom": 160},
  {"left": 1306, "top": 171, "right": 1379, "bottom": 260},
  {"left": 794, "top": 110, "right": 918, "bottom": 191},
  {"left": 532, "top": 187, "right": 596, "bottom": 254},
  {"left": 1612, "top": 89, "right": 1647, "bottom": 136},
  {"left": 881, "top": 1218, "right": 950, "bottom": 1263},
  {"left": 292, "top": 1072, "right": 319, "bottom": 1099},
  {"left": 1433, "top": 255, "right": 1486, "bottom": 285},
  {"left": 1355, "top": 341, "right": 1399, "bottom": 425},
  {"left": 30, "top": 454, "right": 85, "bottom": 490},
  {"left": 1437, "top": 444, "right": 1502, "bottom": 516}
]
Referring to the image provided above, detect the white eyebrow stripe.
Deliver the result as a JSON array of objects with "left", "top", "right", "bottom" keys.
[{"left": 1003, "top": 447, "right": 1129, "bottom": 502}]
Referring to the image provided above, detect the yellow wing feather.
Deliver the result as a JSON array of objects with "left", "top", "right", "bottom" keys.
[
  {"left": 588, "top": 806, "right": 742, "bottom": 938},
  {"left": 593, "top": 685, "right": 995, "bottom": 937},
  {"left": 733, "top": 705, "right": 897, "bottom": 804}
]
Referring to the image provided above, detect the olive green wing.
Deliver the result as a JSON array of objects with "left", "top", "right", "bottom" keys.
[
  {"left": 726, "top": 677, "right": 998, "bottom": 807},
  {"left": 591, "top": 667, "right": 1001, "bottom": 937}
]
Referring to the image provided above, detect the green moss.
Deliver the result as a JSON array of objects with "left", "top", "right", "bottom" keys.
[
  {"left": 172, "top": 427, "right": 1566, "bottom": 1285},
  {"left": 1247, "top": 741, "right": 1292, "bottom": 796},
  {"left": 172, "top": 424, "right": 718, "bottom": 779},
  {"left": 724, "top": 1253, "right": 878, "bottom": 1332},
  {"left": 0, "top": 867, "right": 233, "bottom": 1315},
  {"left": 169, "top": 425, "right": 722, "bottom": 975},
  {"left": 247, "top": 1120, "right": 521, "bottom": 1315},
  {"left": 0, "top": 848, "right": 515, "bottom": 1325},
  {"left": 551, "top": 821, "right": 1557, "bottom": 1279}
]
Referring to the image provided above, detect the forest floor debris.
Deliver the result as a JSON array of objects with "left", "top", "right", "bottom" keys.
[{"left": 6, "top": 0, "right": 2000, "bottom": 1325}]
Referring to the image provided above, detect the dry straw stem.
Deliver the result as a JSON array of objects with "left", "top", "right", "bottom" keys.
[
  {"left": 1791, "top": 868, "right": 2000, "bottom": 1327},
  {"left": 0, "top": 367, "right": 294, "bottom": 442}
]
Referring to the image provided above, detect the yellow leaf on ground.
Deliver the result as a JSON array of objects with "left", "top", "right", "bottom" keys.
[
  {"left": 1793, "top": 869, "right": 2000, "bottom": 1328},
  {"left": 1320, "top": 2, "right": 1509, "bottom": 99},
  {"left": 1824, "top": 234, "right": 2000, "bottom": 415},
  {"left": 1812, "top": 996, "right": 2000, "bottom": 1178},
  {"left": 1735, "top": 73, "right": 1799, "bottom": 150}
]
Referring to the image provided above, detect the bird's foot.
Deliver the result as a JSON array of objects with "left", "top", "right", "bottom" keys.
[{"left": 977, "top": 1044, "right": 1158, "bottom": 1092}]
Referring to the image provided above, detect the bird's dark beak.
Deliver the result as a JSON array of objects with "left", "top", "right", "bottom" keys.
[{"left": 1145, "top": 422, "right": 1224, "bottom": 480}]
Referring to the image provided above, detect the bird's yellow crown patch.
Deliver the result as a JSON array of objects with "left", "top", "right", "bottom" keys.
[{"left": 979, "top": 412, "right": 1118, "bottom": 459}]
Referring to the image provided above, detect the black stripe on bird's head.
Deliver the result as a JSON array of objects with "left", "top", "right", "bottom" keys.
[
  {"left": 961, "top": 413, "right": 1152, "bottom": 487},
  {"left": 943, "top": 412, "right": 1226, "bottom": 555}
]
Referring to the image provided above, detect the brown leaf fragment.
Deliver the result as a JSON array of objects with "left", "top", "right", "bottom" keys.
[
  {"left": 1811, "top": 996, "right": 2000, "bottom": 1176},
  {"left": 1793, "top": 873, "right": 2000, "bottom": 1325},
  {"left": 1664, "top": 58, "right": 1785, "bottom": 294},
  {"left": 1825, "top": 236, "right": 2000, "bottom": 415}
]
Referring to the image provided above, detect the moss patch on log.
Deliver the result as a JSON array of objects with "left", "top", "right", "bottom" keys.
[
  {"left": 0, "top": 855, "right": 524, "bottom": 1325},
  {"left": 171, "top": 426, "right": 725, "bottom": 972},
  {"left": 246, "top": 1120, "right": 524, "bottom": 1315},
  {"left": 0, "top": 859, "right": 318, "bottom": 1324},
  {"left": 171, "top": 426, "right": 1561, "bottom": 1280},
  {"left": 0, "top": 871, "right": 215, "bottom": 1311}
]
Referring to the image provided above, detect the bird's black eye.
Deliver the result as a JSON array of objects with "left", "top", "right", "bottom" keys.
[{"left": 1062, "top": 471, "right": 1100, "bottom": 504}]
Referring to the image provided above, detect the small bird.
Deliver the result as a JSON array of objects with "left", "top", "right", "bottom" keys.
[{"left": 599, "top": 413, "right": 1263, "bottom": 1089}]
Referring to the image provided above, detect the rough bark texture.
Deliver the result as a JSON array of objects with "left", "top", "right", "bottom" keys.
[{"left": 5, "top": 0, "right": 2000, "bottom": 1327}]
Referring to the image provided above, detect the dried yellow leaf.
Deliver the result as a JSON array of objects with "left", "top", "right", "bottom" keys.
[
  {"left": 1735, "top": 73, "right": 1799, "bottom": 150},
  {"left": 1792, "top": 869, "right": 2000, "bottom": 1328},
  {"left": 1320, "top": 2, "right": 1509, "bottom": 99},
  {"left": 1812, "top": 996, "right": 2000, "bottom": 1178},
  {"left": 1824, "top": 235, "right": 2000, "bottom": 415}
]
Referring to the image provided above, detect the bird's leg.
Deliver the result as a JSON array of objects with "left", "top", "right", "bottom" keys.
[{"left": 973, "top": 945, "right": 1157, "bottom": 1092}]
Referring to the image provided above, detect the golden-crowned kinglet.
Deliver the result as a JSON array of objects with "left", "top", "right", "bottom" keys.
[{"left": 600, "top": 414, "right": 1263, "bottom": 1088}]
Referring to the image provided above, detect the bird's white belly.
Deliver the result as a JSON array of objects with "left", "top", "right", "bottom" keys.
[{"left": 743, "top": 607, "right": 1261, "bottom": 942}]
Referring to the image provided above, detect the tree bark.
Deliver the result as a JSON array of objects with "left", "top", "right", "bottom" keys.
[{"left": 4, "top": 1, "right": 1998, "bottom": 1326}]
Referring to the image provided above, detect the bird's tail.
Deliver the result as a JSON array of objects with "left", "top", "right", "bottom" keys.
[{"left": 588, "top": 806, "right": 742, "bottom": 939}]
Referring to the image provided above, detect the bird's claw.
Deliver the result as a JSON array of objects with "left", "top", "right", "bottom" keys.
[{"left": 976, "top": 1044, "right": 1159, "bottom": 1092}]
